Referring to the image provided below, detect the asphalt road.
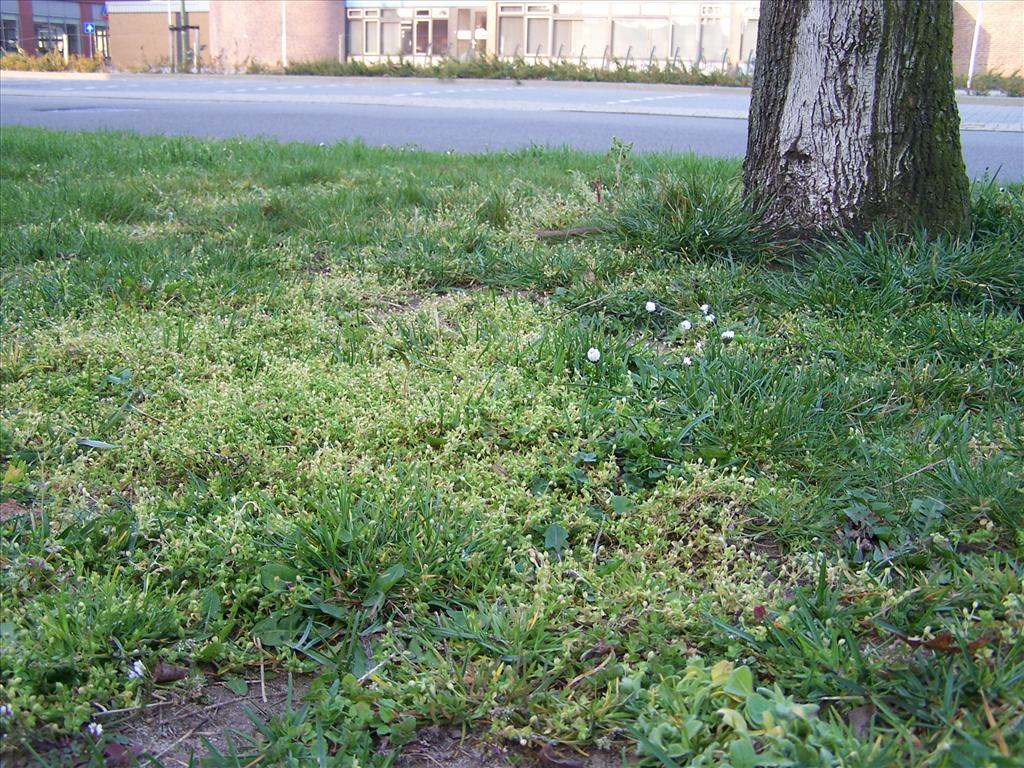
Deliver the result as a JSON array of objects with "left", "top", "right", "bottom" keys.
[{"left": 2, "top": 72, "right": 1022, "bottom": 179}]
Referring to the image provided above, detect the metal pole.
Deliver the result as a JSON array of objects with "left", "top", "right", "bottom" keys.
[
  {"left": 967, "top": 0, "right": 984, "bottom": 90},
  {"left": 168, "top": 0, "right": 174, "bottom": 71},
  {"left": 180, "top": 0, "right": 188, "bottom": 70},
  {"left": 281, "top": 0, "right": 288, "bottom": 68}
]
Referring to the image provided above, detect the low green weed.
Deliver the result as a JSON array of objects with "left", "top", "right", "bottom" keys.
[{"left": 1, "top": 128, "right": 1021, "bottom": 766}]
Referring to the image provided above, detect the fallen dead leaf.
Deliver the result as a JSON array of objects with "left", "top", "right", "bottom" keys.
[
  {"left": 904, "top": 631, "right": 990, "bottom": 653},
  {"left": 0, "top": 499, "right": 28, "bottom": 523},
  {"left": 845, "top": 703, "right": 876, "bottom": 739},
  {"left": 538, "top": 742, "right": 586, "bottom": 768},
  {"left": 153, "top": 660, "right": 189, "bottom": 683}
]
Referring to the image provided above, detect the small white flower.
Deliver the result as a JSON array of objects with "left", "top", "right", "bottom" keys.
[
  {"left": 0, "top": 704, "right": 11, "bottom": 718},
  {"left": 645, "top": 301, "right": 657, "bottom": 313},
  {"left": 318, "top": 142, "right": 326, "bottom": 147},
  {"left": 128, "top": 660, "right": 147, "bottom": 680},
  {"left": 87, "top": 722, "right": 103, "bottom": 739},
  {"left": 704, "top": 313, "right": 716, "bottom": 324},
  {"left": 587, "top": 347, "right": 601, "bottom": 363},
  {"left": 679, "top": 319, "right": 692, "bottom": 331},
  {"left": 695, "top": 341, "right": 705, "bottom": 353},
  {"left": 683, "top": 356, "right": 693, "bottom": 366},
  {"left": 721, "top": 330, "right": 735, "bottom": 341},
  {"left": 700, "top": 303, "right": 711, "bottom": 314}
]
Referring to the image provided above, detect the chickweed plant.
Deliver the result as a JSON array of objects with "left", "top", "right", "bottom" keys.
[{"left": 1, "top": 128, "right": 1021, "bottom": 766}]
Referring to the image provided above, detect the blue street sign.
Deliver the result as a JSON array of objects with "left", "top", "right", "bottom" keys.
[{"left": 83, "top": 22, "right": 95, "bottom": 35}]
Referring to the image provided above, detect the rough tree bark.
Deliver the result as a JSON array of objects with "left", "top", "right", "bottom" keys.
[{"left": 744, "top": 0, "right": 971, "bottom": 238}]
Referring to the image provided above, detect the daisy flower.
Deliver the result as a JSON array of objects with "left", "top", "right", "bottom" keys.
[
  {"left": 587, "top": 348, "right": 601, "bottom": 363},
  {"left": 721, "top": 330, "right": 735, "bottom": 341},
  {"left": 679, "top": 319, "right": 692, "bottom": 331},
  {"left": 645, "top": 301, "right": 657, "bottom": 313}
]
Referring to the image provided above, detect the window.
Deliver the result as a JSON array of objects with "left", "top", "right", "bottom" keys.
[
  {"left": 553, "top": 19, "right": 571, "bottom": 57},
  {"left": 1, "top": 17, "right": 18, "bottom": 53},
  {"left": 94, "top": 25, "right": 109, "bottom": 59},
  {"left": 432, "top": 19, "right": 448, "bottom": 55},
  {"left": 498, "top": 16, "right": 525, "bottom": 57},
  {"left": 415, "top": 19, "right": 429, "bottom": 53},
  {"left": 671, "top": 21, "right": 698, "bottom": 64},
  {"left": 527, "top": 17, "right": 549, "bottom": 55},
  {"left": 35, "top": 23, "right": 67, "bottom": 54},
  {"left": 740, "top": 18, "right": 758, "bottom": 67},
  {"left": 700, "top": 16, "right": 729, "bottom": 66},
  {"left": 348, "top": 19, "right": 364, "bottom": 56},
  {"left": 612, "top": 18, "right": 668, "bottom": 60},
  {"left": 382, "top": 21, "right": 402, "bottom": 55},
  {"left": 365, "top": 19, "right": 379, "bottom": 54}
]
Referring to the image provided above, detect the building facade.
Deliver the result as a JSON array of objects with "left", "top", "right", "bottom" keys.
[
  {"left": 9, "top": 0, "right": 1017, "bottom": 81},
  {"left": 343, "top": 1, "right": 761, "bottom": 72},
  {"left": 1, "top": 0, "right": 108, "bottom": 58},
  {"left": 953, "top": 0, "right": 1024, "bottom": 81},
  {"left": 106, "top": 0, "right": 208, "bottom": 70},
  {"left": 208, "top": 0, "right": 344, "bottom": 70}
]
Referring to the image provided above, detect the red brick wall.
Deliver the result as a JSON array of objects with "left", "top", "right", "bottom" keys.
[
  {"left": 953, "top": 0, "right": 1024, "bottom": 77},
  {"left": 208, "top": 0, "right": 344, "bottom": 70}
]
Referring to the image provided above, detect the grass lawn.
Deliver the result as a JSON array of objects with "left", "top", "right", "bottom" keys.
[{"left": 0, "top": 127, "right": 1021, "bottom": 767}]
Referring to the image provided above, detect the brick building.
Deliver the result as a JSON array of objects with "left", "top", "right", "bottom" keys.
[
  {"left": 953, "top": 0, "right": 1024, "bottom": 80},
  {"left": 16, "top": 0, "right": 1016, "bottom": 80},
  {"left": 208, "top": 0, "right": 343, "bottom": 70},
  {"left": 106, "top": 0, "right": 209, "bottom": 70},
  {"left": 1, "top": 0, "right": 108, "bottom": 58}
]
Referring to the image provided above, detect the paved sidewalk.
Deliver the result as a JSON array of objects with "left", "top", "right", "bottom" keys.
[{"left": 2, "top": 72, "right": 1021, "bottom": 132}]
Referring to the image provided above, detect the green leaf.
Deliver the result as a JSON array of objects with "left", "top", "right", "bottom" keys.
[
  {"left": 627, "top": 726, "right": 682, "bottom": 768},
  {"left": 363, "top": 564, "right": 407, "bottom": 609},
  {"left": 316, "top": 602, "right": 346, "bottom": 619},
  {"left": 728, "top": 736, "right": 757, "bottom": 768},
  {"left": 252, "top": 611, "right": 302, "bottom": 646},
  {"left": 718, "top": 706, "right": 748, "bottom": 732},
  {"left": 596, "top": 558, "right": 623, "bottom": 576},
  {"left": 531, "top": 475, "right": 550, "bottom": 495},
  {"left": 260, "top": 563, "right": 299, "bottom": 591},
  {"left": 724, "top": 665, "right": 754, "bottom": 699},
  {"left": 374, "top": 564, "right": 406, "bottom": 593},
  {"left": 77, "top": 438, "right": 119, "bottom": 450},
  {"left": 610, "top": 495, "right": 634, "bottom": 515},
  {"left": 744, "top": 692, "right": 772, "bottom": 727},
  {"left": 224, "top": 676, "right": 248, "bottom": 696},
  {"left": 201, "top": 589, "right": 222, "bottom": 623},
  {"left": 544, "top": 523, "right": 568, "bottom": 554}
]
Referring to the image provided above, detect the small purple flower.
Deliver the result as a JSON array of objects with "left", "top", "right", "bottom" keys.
[
  {"left": 87, "top": 722, "right": 103, "bottom": 739},
  {"left": 128, "top": 660, "right": 147, "bottom": 680}
]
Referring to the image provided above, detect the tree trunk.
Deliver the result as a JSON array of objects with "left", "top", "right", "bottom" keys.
[{"left": 744, "top": 0, "right": 971, "bottom": 238}]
